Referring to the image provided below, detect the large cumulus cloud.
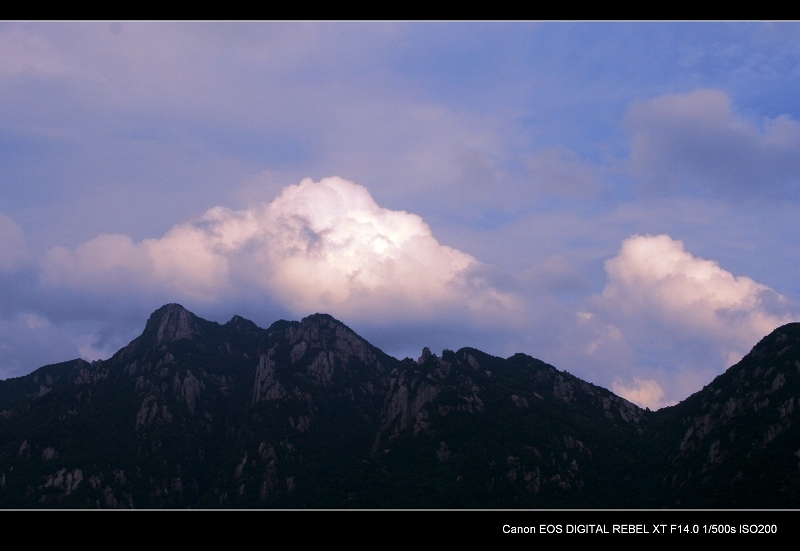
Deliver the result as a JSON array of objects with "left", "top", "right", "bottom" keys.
[
  {"left": 41, "top": 177, "right": 515, "bottom": 323},
  {"left": 601, "top": 234, "right": 792, "bottom": 356},
  {"left": 578, "top": 234, "right": 796, "bottom": 408}
]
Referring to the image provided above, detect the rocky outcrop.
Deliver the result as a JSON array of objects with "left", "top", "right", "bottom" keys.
[
  {"left": 252, "top": 349, "right": 285, "bottom": 404},
  {"left": 156, "top": 304, "right": 200, "bottom": 345}
]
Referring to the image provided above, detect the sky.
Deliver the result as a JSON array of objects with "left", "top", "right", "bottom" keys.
[{"left": 1, "top": 21, "right": 799, "bottom": 409}]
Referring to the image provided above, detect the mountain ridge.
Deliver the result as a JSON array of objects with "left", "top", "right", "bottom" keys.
[{"left": 0, "top": 304, "right": 798, "bottom": 508}]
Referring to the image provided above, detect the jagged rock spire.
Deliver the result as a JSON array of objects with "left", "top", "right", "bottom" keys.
[{"left": 418, "top": 346, "right": 435, "bottom": 365}]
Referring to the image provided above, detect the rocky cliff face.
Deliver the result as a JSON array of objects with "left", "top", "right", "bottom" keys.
[{"left": 0, "top": 305, "right": 798, "bottom": 508}]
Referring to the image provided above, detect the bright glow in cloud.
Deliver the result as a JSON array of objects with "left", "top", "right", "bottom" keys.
[
  {"left": 600, "top": 234, "right": 794, "bottom": 364},
  {"left": 255, "top": 177, "right": 492, "bottom": 316},
  {"left": 41, "top": 177, "right": 515, "bottom": 322}
]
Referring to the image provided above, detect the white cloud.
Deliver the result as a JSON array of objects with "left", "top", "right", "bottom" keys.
[
  {"left": 555, "top": 233, "right": 798, "bottom": 408},
  {"left": 256, "top": 178, "right": 490, "bottom": 317},
  {"left": 41, "top": 177, "right": 516, "bottom": 322},
  {"left": 599, "top": 233, "right": 795, "bottom": 366},
  {"left": 625, "top": 88, "right": 800, "bottom": 196}
]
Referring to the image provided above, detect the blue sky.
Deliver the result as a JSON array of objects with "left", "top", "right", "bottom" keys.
[{"left": 1, "top": 22, "right": 799, "bottom": 408}]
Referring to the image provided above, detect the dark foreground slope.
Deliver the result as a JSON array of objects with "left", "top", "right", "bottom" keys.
[
  {"left": 0, "top": 304, "right": 798, "bottom": 508},
  {"left": 647, "top": 323, "right": 800, "bottom": 507}
]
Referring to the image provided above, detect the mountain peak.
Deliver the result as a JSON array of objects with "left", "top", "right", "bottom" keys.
[
  {"left": 296, "top": 312, "right": 353, "bottom": 337},
  {"left": 300, "top": 312, "right": 340, "bottom": 325},
  {"left": 146, "top": 303, "right": 200, "bottom": 345},
  {"left": 755, "top": 322, "right": 800, "bottom": 351}
]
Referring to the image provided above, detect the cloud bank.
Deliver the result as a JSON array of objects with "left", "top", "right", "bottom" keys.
[
  {"left": 626, "top": 88, "right": 800, "bottom": 197},
  {"left": 41, "top": 177, "right": 515, "bottom": 323}
]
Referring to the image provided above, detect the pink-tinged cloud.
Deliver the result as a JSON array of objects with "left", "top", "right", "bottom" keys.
[
  {"left": 567, "top": 234, "right": 798, "bottom": 408},
  {"left": 600, "top": 234, "right": 795, "bottom": 366},
  {"left": 612, "top": 378, "right": 674, "bottom": 411},
  {"left": 40, "top": 177, "right": 516, "bottom": 322}
]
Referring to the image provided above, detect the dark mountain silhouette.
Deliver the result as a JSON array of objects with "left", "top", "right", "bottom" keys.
[{"left": 0, "top": 304, "right": 798, "bottom": 508}]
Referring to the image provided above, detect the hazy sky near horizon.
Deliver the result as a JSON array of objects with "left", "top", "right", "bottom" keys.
[{"left": 2, "top": 21, "right": 800, "bottom": 409}]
